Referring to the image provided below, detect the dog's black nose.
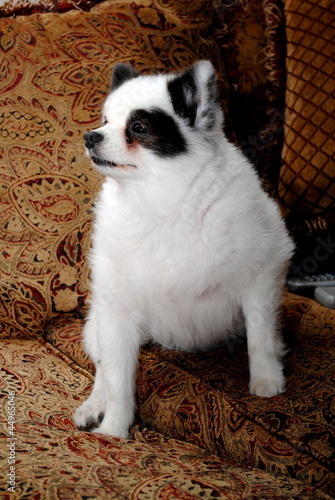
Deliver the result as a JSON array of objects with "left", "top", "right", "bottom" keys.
[{"left": 84, "top": 131, "right": 103, "bottom": 149}]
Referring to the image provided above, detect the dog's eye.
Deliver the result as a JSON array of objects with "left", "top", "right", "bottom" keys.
[{"left": 131, "top": 122, "right": 147, "bottom": 135}]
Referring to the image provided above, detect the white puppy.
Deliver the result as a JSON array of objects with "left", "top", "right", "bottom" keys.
[{"left": 74, "top": 61, "right": 294, "bottom": 438}]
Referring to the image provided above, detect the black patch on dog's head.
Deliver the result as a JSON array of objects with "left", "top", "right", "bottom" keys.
[
  {"left": 111, "top": 63, "right": 140, "bottom": 92},
  {"left": 125, "top": 108, "right": 187, "bottom": 157}
]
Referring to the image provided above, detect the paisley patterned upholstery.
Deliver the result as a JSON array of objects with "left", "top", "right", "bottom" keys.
[
  {"left": 1, "top": 0, "right": 335, "bottom": 498},
  {"left": 1, "top": 294, "right": 335, "bottom": 497},
  {"left": 0, "top": 0, "right": 102, "bottom": 16},
  {"left": 1, "top": 336, "right": 332, "bottom": 498}
]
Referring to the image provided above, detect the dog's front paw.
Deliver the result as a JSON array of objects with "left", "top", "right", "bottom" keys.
[
  {"left": 90, "top": 408, "right": 133, "bottom": 438},
  {"left": 91, "top": 422, "right": 130, "bottom": 439},
  {"left": 74, "top": 400, "right": 105, "bottom": 431},
  {"left": 249, "top": 378, "right": 285, "bottom": 398}
]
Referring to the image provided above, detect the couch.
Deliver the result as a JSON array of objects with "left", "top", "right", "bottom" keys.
[{"left": 0, "top": 0, "right": 334, "bottom": 497}]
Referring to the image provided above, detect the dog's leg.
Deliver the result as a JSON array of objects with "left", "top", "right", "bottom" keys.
[
  {"left": 242, "top": 279, "right": 286, "bottom": 397},
  {"left": 92, "top": 312, "right": 141, "bottom": 438},
  {"left": 74, "top": 363, "right": 106, "bottom": 431},
  {"left": 74, "top": 314, "right": 140, "bottom": 437},
  {"left": 74, "top": 311, "right": 106, "bottom": 431},
  {"left": 75, "top": 309, "right": 141, "bottom": 438}
]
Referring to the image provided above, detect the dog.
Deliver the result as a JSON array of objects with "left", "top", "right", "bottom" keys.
[{"left": 74, "top": 61, "right": 294, "bottom": 438}]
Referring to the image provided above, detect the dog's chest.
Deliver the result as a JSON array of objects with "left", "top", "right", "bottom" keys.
[{"left": 93, "top": 183, "right": 233, "bottom": 297}]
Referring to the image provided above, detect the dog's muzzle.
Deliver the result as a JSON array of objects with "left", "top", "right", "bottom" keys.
[{"left": 84, "top": 131, "right": 103, "bottom": 150}]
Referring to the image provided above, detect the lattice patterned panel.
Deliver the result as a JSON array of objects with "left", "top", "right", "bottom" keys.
[{"left": 279, "top": 0, "right": 335, "bottom": 218}]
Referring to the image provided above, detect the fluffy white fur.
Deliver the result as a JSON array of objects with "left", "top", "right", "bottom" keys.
[{"left": 74, "top": 61, "right": 294, "bottom": 438}]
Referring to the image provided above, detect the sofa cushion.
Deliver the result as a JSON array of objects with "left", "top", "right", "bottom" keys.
[
  {"left": 278, "top": 0, "right": 335, "bottom": 224},
  {"left": 44, "top": 292, "right": 335, "bottom": 496},
  {"left": 45, "top": 313, "right": 94, "bottom": 373},
  {"left": 0, "top": 336, "right": 332, "bottom": 498},
  {"left": 0, "top": 0, "right": 226, "bottom": 339}
]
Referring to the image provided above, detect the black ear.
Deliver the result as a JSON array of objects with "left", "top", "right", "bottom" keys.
[
  {"left": 110, "top": 63, "right": 140, "bottom": 92},
  {"left": 167, "top": 60, "right": 220, "bottom": 131}
]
